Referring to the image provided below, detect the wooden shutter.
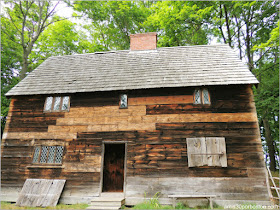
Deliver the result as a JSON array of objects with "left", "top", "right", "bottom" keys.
[
  {"left": 187, "top": 137, "right": 227, "bottom": 167},
  {"left": 186, "top": 137, "right": 207, "bottom": 167},
  {"left": 215, "top": 137, "right": 227, "bottom": 167}
]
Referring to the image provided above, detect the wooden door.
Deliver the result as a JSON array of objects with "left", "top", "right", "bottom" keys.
[{"left": 102, "top": 144, "right": 125, "bottom": 192}]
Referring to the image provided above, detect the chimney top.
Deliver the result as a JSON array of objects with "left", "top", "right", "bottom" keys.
[{"left": 130, "top": 32, "right": 157, "bottom": 51}]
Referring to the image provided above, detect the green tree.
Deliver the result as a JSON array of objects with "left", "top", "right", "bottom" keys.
[
  {"left": 211, "top": 1, "right": 278, "bottom": 71},
  {"left": 72, "top": 1, "right": 150, "bottom": 50},
  {"left": 144, "top": 1, "right": 213, "bottom": 47},
  {"left": 1, "top": 0, "right": 63, "bottom": 79},
  {"left": 29, "top": 19, "right": 93, "bottom": 70},
  {"left": 253, "top": 21, "right": 279, "bottom": 171},
  {"left": 1, "top": 16, "right": 21, "bottom": 136}
]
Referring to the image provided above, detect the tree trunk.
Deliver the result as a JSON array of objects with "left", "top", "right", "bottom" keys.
[
  {"left": 223, "top": 4, "right": 232, "bottom": 47},
  {"left": 20, "top": 51, "right": 29, "bottom": 80},
  {"left": 263, "top": 117, "right": 276, "bottom": 171}
]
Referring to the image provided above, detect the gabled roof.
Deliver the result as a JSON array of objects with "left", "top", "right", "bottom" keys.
[{"left": 6, "top": 44, "right": 258, "bottom": 96}]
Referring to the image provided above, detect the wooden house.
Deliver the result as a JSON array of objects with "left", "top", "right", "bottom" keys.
[{"left": 1, "top": 32, "right": 271, "bottom": 207}]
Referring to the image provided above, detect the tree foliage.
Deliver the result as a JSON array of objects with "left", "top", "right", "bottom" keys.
[
  {"left": 253, "top": 21, "right": 279, "bottom": 170},
  {"left": 144, "top": 1, "right": 213, "bottom": 47},
  {"left": 1, "top": 0, "right": 63, "bottom": 79},
  {"left": 29, "top": 19, "right": 92, "bottom": 70},
  {"left": 72, "top": 1, "right": 150, "bottom": 50}
]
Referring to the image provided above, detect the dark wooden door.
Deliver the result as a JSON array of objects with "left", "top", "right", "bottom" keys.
[{"left": 102, "top": 144, "right": 125, "bottom": 192}]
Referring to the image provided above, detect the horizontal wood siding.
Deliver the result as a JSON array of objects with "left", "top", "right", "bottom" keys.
[
  {"left": 7, "top": 96, "right": 64, "bottom": 132},
  {"left": 1, "top": 85, "right": 269, "bottom": 204}
]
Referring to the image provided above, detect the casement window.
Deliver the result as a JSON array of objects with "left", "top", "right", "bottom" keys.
[
  {"left": 44, "top": 96, "right": 70, "bottom": 112},
  {"left": 32, "top": 145, "right": 64, "bottom": 164},
  {"left": 120, "top": 94, "right": 128, "bottom": 108},
  {"left": 186, "top": 137, "right": 227, "bottom": 167},
  {"left": 194, "top": 88, "right": 210, "bottom": 105}
]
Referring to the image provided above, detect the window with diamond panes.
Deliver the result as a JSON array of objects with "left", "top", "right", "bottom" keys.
[
  {"left": 45, "top": 97, "right": 53, "bottom": 111},
  {"left": 44, "top": 96, "right": 70, "bottom": 112},
  {"left": 53, "top": 97, "right": 61, "bottom": 111},
  {"left": 202, "top": 89, "right": 210, "bottom": 104},
  {"left": 194, "top": 89, "right": 201, "bottom": 104},
  {"left": 61, "top": 96, "right": 70, "bottom": 111},
  {"left": 32, "top": 146, "right": 64, "bottom": 164},
  {"left": 40, "top": 146, "right": 48, "bottom": 163},
  {"left": 120, "top": 94, "right": 128, "bottom": 108},
  {"left": 193, "top": 88, "right": 210, "bottom": 105},
  {"left": 55, "top": 146, "right": 64, "bottom": 163},
  {"left": 32, "top": 146, "right": 40, "bottom": 163}
]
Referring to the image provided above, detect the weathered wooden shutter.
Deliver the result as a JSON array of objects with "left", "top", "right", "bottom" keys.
[
  {"left": 186, "top": 137, "right": 207, "bottom": 167},
  {"left": 206, "top": 137, "right": 227, "bottom": 167},
  {"left": 16, "top": 179, "right": 66, "bottom": 207},
  {"left": 212, "top": 137, "right": 227, "bottom": 167},
  {"left": 187, "top": 137, "right": 227, "bottom": 167}
]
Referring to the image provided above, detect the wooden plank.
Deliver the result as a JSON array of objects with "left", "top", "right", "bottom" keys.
[
  {"left": 168, "top": 195, "right": 216, "bottom": 198},
  {"left": 34, "top": 179, "right": 53, "bottom": 206},
  {"left": 206, "top": 137, "right": 220, "bottom": 166},
  {"left": 17, "top": 179, "right": 42, "bottom": 206},
  {"left": 147, "top": 102, "right": 253, "bottom": 115},
  {"left": 41, "top": 179, "right": 66, "bottom": 207},
  {"left": 129, "top": 95, "right": 193, "bottom": 105},
  {"left": 186, "top": 137, "right": 206, "bottom": 167},
  {"left": 218, "top": 137, "right": 228, "bottom": 167}
]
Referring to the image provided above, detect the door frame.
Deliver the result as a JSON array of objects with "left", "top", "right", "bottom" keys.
[{"left": 99, "top": 141, "right": 127, "bottom": 196}]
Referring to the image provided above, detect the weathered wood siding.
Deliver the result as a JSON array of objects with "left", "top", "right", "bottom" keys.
[{"left": 1, "top": 85, "right": 270, "bottom": 205}]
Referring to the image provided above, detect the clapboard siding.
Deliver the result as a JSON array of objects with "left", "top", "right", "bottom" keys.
[{"left": 1, "top": 84, "right": 269, "bottom": 204}]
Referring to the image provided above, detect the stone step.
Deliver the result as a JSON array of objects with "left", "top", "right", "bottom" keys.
[
  {"left": 87, "top": 194, "right": 125, "bottom": 210},
  {"left": 91, "top": 197, "right": 125, "bottom": 202},
  {"left": 90, "top": 201, "right": 124, "bottom": 207},
  {"left": 86, "top": 206, "right": 120, "bottom": 210}
]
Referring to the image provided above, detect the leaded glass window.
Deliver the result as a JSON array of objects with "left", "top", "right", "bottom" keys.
[
  {"left": 120, "top": 94, "right": 128, "bottom": 108},
  {"left": 194, "top": 89, "right": 201, "bottom": 104},
  {"left": 203, "top": 89, "right": 210, "bottom": 104},
  {"left": 32, "top": 145, "right": 64, "bottom": 164},
  {"left": 40, "top": 146, "right": 48, "bottom": 163},
  {"left": 194, "top": 88, "right": 211, "bottom": 105},
  {"left": 47, "top": 146, "right": 56, "bottom": 163},
  {"left": 61, "top": 96, "right": 70, "bottom": 111},
  {"left": 44, "top": 96, "right": 70, "bottom": 112},
  {"left": 53, "top": 97, "right": 61, "bottom": 111},
  {"left": 55, "top": 146, "right": 64, "bottom": 164},
  {"left": 32, "top": 146, "right": 40, "bottom": 163},
  {"left": 44, "top": 97, "right": 53, "bottom": 111}
]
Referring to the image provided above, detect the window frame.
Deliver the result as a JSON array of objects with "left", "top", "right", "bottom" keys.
[
  {"left": 32, "top": 145, "right": 64, "bottom": 165},
  {"left": 44, "top": 96, "right": 70, "bottom": 112},
  {"left": 193, "top": 88, "right": 211, "bottom": 105}
]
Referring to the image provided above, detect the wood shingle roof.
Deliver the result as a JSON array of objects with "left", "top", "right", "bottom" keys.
[{"left": 6, "top": 44, "right": 258, "bottom": 96}]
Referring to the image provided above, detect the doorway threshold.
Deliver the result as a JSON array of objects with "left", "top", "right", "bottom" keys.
[{"left": 101, "top": 192, "right": 124, "bottom": 199}]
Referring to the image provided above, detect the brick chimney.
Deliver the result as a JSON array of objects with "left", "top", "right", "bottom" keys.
[{"left": 130, "top": 32, "right": 157, "bottom": 51}]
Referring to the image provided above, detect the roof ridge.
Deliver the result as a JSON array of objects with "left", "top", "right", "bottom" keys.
[{"left": 47, "top": 44, "right": 230, "bottom": 59}]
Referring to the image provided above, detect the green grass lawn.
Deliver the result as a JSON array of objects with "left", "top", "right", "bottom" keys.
[{"left": 0, "top": 202, "right": 89, "bottom": 210}]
